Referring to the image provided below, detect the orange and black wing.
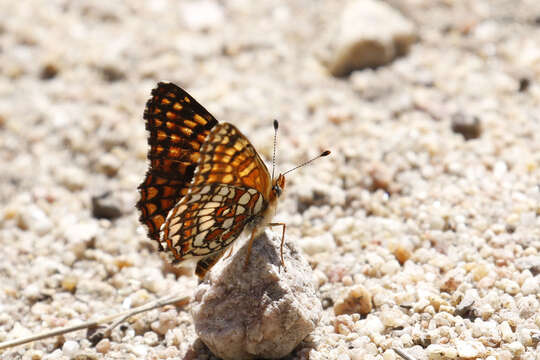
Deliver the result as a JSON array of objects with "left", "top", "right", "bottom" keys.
[
  {"left": 137, "top": 82, "right": 218, "bottom": 247},
  {"left": 159, "top": 123, "right": 271, "bottom": 274},
  {"left": 192, "top": 123, "right": 272, "bottom": 199}
]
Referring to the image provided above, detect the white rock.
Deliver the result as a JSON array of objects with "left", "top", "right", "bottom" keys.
[
  {"left": 358, "top": 315, "right": 384, "bottom": 336},
  {"left": 131, "top": 344, "right": 148, "bottom": 357},
  {"left": 380, "top": 308, "right": 407, "bottom": 328},
  {"left": 382, "top": 349, "right": 397, "bottom": 360},
  {"left": 426, "top": 344, "right": 458, "bottom": 359},
  {"left": 498, "top": 278, "right": 520, "bottom": 295},
  {"left": 151, "top": 309, "right": 178, "bottom": 336},
  {"left": 56, "top": 166, "right": 87, "bottom": 191},
  {"left": 334, "top": 284, "right": 372, "bottom": 316},
  {"left": 61, "top": 340, "right": 80, "bottom": 356},
  {"left": 520, "top": 277, "right": 538, "bottom": 295},
  {"left": 192, "top": 230, "right": 321, "bottom": 360},
  {"left": 143, "top": 331, "right": 159, "bottom": 346},
  {"left": 455, "top": 340, "right": 484, "bottom": 358},
  {"left": 21, "top": 205, "right": 53, "bottom": 236},
  {"left": 502, "top": 341, "right": 524, "bottom": 356},
  {"left": 23, "top": 349, "right": 44, "bottom": 360},
  {"left": 300, "top": 232, "right": 336, "bottom": 256},
  {"left": 498, "top": 321, "right": 516, "bottom": 342},
  {"left": 326, "top": 0, "right": 416, "bottom": 76},
  {"left": 180, "top": 1, "right": 224, "bottom": 31}
]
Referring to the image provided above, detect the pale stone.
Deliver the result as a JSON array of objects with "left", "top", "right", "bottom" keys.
[
  {"left": 192, "top": 230, "right": 321, "bottom": 360},
  {"left": 427, "top": 344, "right": 458, "bottom": 359},
  {"left": 334, "top": 284, "right": 372, "bottom": 316},
  {"left": 325, "top": 0, "right": 417, "bottom": 76}
]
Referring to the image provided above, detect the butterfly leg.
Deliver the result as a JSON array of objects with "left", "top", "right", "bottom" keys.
[
  {"left": 243, "top": 228, "right": 257, "bottom": 270},
  {"left": 223, "top": 244, "right": 234, "bottom": 259},
  {"left": 268, "top": 222, "right": 287, "bottom": 271},
  {"left": 195, "top": 250, "right": 226, "bottom": 278}
]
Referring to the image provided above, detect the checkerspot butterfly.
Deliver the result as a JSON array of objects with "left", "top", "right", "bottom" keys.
[{"left": 137, "top": 82, "right": 329, "bottom": 277}]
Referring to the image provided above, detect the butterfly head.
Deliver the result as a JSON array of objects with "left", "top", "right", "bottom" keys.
[{"left": 272, "top": 173, "right": 286, "bottom": 198}]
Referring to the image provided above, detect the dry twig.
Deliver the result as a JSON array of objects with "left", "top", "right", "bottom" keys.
[
  {"left": 0, "top": 294, "right": 189, "bottom": 351},
  {"left": 393, "top": 347, "right": 417, "bottom": 360}
]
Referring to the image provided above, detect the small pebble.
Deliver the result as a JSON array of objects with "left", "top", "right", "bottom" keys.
[
  {"left": 498, "top": 321, "right": 515, "bottom": 342},
  {"left": 62, "top": 340, "right": 80, "bottom": 356},
  {"left": 61, "top": 275, "right": 78, "bottom": 293},
  {"left": 151, "top": 309, "right": 178, "bottom": 335},
  {"left": 23, "top": 349, "right": 44, "bottom": 360},
  {"left": 19, "top": 205, "right": 53, "bottom": 236},
  {"left": 334, "top": 285, "right": 372, "bottom": 316},
  {"left": 456, "top": 340, "right": 484, "bottom": 358},
  {"left": 91, "top": 192, "right": 123, "bottom": 220},
  {"left": 520, "top": 277, "right": 538, "bottom": 295},
  {"left": 131, "top": 344, "right": 148, "bottom": 357},
  {"left": 96, "top": 338, "right": 111, "bottom": 353},
  {"left": 451, "top": 113, "right": 482, "bottom": 140},
  {"left": 380, "top": 308, "right": 407, "bottom": 328},
  {"left": 143, "top": 331, "right": 159, "bottom": 346},
  {"left": 503, "top": 341, "right": 524, "bottom": 356},
  {"left": 426, "top": 344, "right": 458, "bottom": 359},
  {"left": 40, "top": 63, "right": 59, "bottom": 80}
]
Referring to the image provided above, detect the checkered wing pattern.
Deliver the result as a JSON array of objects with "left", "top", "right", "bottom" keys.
[
  {"left": 137, "top": 82, "right": 218, "bottom": 247},
  {"left": 160, "top": 123, "right": 271, "bottom": 275}
]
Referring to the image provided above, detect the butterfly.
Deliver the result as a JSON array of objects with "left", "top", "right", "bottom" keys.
[{"left": 137, "top": 82, "right": 329, "bottom": 278}]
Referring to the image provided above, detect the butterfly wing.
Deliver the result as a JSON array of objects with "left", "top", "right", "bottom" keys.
[
  {"left": 159, "top": 123, "right": 271, "bottom": 274},
  {"left": 137, "top": 82, "right": 218, "bottom": 247},
  {"left": 193, "top": 123, "right": 272, "bottom": 198}
]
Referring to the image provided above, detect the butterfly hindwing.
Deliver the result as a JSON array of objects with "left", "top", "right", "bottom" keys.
[{"left": 161, "top": 183, "right": 266, "bottom": 261}]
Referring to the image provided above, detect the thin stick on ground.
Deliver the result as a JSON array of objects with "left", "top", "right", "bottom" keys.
[
  {"left": 0, "top": 294, "right": 190, "bottom": 351},
  {"left": 393, "top": 348, "right": 417, "bottom": 360}
]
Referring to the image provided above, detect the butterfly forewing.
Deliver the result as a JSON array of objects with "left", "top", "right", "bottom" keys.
[
  {"left": 160, "top": 123, "right": 271, "bottom": 263},
  {"left": 137, "top": 82, "right": 218, "bottom": 245},
  {"left": 193, "top": 123, "right": 272, "bottom": 198}
]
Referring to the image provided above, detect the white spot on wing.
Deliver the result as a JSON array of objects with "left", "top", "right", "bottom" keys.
[
  {"left": 169, "top": 223, "right": 181, "bottom": 235},
  {"left": 218, "top": 187, "right": 229, "bottom": 196},
  {"left": 200, "top": 215, "right": 212, "bottom": 223},
  {"left": 223, "top": 218, "right": 234, "bottom": 229},
  {"left": 200, "top": 185, "right": 211, "bottom": 194},
  {"left": 194, "top": 230, "right": 208, "bottom": 247},
  {"left": 236, "top": 206, "right": 245, "bottom": 214},
  {"left": 200, "top": 219, "right": 214, "bottom": 231},
  {"left": 198, "top": 207, "right": 214, "bottom": 216},
  {"left": 172, "top": 205, "right": 187, "bottom": 219},
  {"left": 212, "top": 195, "right": 223, "bottom": 202},
  {"left": 253, "top": 195, "right": 263, "bottom": 214},
  {"left": 204, "top": 202, "right": 220, "bottom": 208},
  {"left": 238, "top": 192, "right": 251, "bottom": 205}
]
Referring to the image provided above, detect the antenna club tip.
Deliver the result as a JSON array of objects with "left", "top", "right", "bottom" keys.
[
  {"left": 273, "top": 119, "right": 279, "bottom": 130},
  {"left": 321, "top": 150, "right": 331, "bottom": 157}
]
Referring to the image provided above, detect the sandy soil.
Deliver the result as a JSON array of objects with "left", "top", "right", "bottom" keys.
[{"left": 0, "top": 0, "right": 539, "bottom": 359}]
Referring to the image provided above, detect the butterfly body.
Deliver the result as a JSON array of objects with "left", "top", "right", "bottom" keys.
[{"left": 137, "top": 82, "right": 285, "bottom": 277}]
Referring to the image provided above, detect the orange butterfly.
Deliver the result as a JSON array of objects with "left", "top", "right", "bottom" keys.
[{"left": 137, "top": 82, "right": 329, "bottom": 277}]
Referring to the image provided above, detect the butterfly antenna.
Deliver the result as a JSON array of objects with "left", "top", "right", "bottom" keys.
[
  {"left": 283, "top": 150, "right": 331, "bottom": 176},
  {"left": 271, "top": 119, "right": 279, "bottom": 182}
]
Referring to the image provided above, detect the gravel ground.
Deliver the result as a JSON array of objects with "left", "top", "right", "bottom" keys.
[{"left": 1, "top": 0, "right": 539, "bottom": 359}]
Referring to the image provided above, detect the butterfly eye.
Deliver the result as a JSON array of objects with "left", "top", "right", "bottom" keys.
[{"left": 273, "top": 185, "right": 282, "bottom": 197}]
